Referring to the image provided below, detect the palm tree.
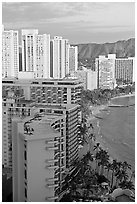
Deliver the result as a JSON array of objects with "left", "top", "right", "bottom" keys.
[
  {"left": 105, "top": 162, "right": 112, "bottom": 179},
  {"left": 84, "top": 151, "right": 94, "bottom": 163},
  {"left": 122, "top": 161, "right": 131, "bottom": 172},
  {"left": 110, "top": 159, "right": 118, "bottom": 188},
  {"left": 97, "top": 149, "right": 110, "bottom": 175},
  {"left": 129, "top": 170, "right": 135, "bottom": 182},
  {"left": 93, "top": 143, "right": 101, "bottom": 153},
  {"left": 119, "top": 180, "right": 135, "bottom": 190}
]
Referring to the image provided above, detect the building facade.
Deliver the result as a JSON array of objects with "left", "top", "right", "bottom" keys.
[
  {"left": 2, "top": 78, "right": 83, "bottom": 105},
  {"left": 2, "top": 90, "right": 80, "bottom": 170},
  {"left": 74, "top": 68, "right": 97, "bottom": 90},
  {"left": 51, "top": 36, "right": 69, "bottom": 79},
  {"left": 96, "top": 54, "right": 116, "bottom": 89},
  {"left": 69, "top": 46, "right": 78, "bottom": 75},
  {"left": 2, "top": 27, "right": 19, "bottom": 78},
  {"left": 2, "top": 97, "right": 33, "bottom": 168},
  {"left": 87, "top": 70, "right": 98, "bottom": 90},
  {"left": 11, "top": 103, "right": 79, "bottom": 201},
  {"left": 12, "top": 113, "right": 66, "bottom": 202},
  {"left": 115, "top": 57, "right": 135, "bottom": 83},
  {"left": 21, "top": 29, "right": 50, "bottom": 79}
]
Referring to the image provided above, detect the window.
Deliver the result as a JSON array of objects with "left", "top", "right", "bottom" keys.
[
  {"left": 24, "top": 151, "right": 27, "bottom": 160},
  {"left": 61, "top": 144, "right": 64, "bottom": 151},
  {"left": 24, "top": 169, "right": 27, "bottom": 179},
  {"left": 25, "top": 188, "right": 27, "bottom": 198}
]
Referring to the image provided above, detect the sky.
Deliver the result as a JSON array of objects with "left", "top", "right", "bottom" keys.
[{"left": 2, "top": 2, "right": 135, "bottom": 44}]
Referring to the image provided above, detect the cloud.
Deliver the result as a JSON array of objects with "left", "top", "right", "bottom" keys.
[{"left": 2, "top": 2, "right": 135, "bottom": 43}]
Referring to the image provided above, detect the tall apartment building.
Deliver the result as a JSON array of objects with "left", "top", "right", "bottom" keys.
[
  {"left": 2, "top": 78, "right": 83, "bottom": 105},
  {"left": 12, "top": 113, "right": 66, "bottom": 202},
  {"left": 69, "top": 46, "right": 78, "bottom": 75},
  {"left": 2, "top": 27, "right": 19, "bottom": 78},
  {"left": 96, "top": 54, "right": 116, "bottom": 89},
  {"left": 115, "top": 57, "right": 135, "bottom": 83},
  {"left": 50, "top": 36, "right": 69, "bottom": 79},
  {"left": 20, "top": 29, "right": 50, "bottom": 79}
]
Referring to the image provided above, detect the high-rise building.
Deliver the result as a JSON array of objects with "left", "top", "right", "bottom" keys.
[
  {"left": 69, "top": 46, "right": 78, "bottom": 75},
  {"left": 2, "top": 27, "right": 19, "bottom": 78},
  {"left": 11, "top": 102, "right": 79, "bottom": 201},
  {"left": 96, "top": 54, "right": 116, "bottom": 89},
  {"left": 21, "top": 29, "right": 50, "bottom": 79},
  {"left": 12, "top": 113, "right": 66, "bottom": 202},
  {"left": 2, "top": 87, "right": 80, "bottom": 169},
  {"left": 115, "top": 57, "right": 135, "bottom": 83},
  {"left": 22, "top": 29, "right": 38, "bottom": 73},
  {"left": 35, "top": 34, "right": 50, "bottom": 78},
  {"left": 2, "top": 78, "right": 83, "bottom": 105},
  {"left": 51, "top": 36, "right": 69, "bottom": 79}
]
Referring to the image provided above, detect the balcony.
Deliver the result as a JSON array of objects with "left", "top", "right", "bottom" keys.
[
  {"left": 46, "top": 146, "right": 58, "bottom": 151},
  {"left": 46, "top": 159, "right": 58, "bottom": 163},
  {"left": 46, "top": 140, "right": 58, "bottom": 145},
  {"left": 46, "top": 183, "right": 59, "bottom": 188},
  {"left": 46, "top": 165, "right": 59, "bottom": 170},
  {"left": 46, "top": 177, "right": 58, "bottom": 182},
  {"left": 46, "top": 196, "right": 58, "bottom": 201}
]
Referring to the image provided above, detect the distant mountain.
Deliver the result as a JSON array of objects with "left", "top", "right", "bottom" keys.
[{"left": 74, "top": 38, "right": 135, "bottom": 60}]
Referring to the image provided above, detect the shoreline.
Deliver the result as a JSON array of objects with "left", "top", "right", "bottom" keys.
[
  {"left": 86, "top": 92, "right": 135, "bottom": 164},
  {"left": 110, "top": 92, "right": 135, "bottom": 100}
]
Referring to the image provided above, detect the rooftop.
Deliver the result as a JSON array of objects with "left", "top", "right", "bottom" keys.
[{"left": 17, "top": 113, "right": 65, "bottom": 140}]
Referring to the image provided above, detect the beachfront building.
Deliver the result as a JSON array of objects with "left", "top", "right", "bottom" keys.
[
  {"left": 115, "top": 57, "right": 135, "bottom": 84},
  {"left": 96, "top": 54, "right": 116, "bottom": 89},
  {"left": 50, "top": 36, "right": 69, "bottom": 79},
  {"left": 2, "top": 78, "right": 83, "bottom": 105},
  {"left": 21, "top": 29, "right": 50, "bottom": 79},
  {"left": 12, "top": 113, "right": 66, "bottom": 202},
  {"left": 30, "top": 103, "right": 80, "bottom": 170},
  {"left": 2, "top": 26, "right": 19, "bottom": 78},
  {"left": 69, "top": 46, "right": 78, "bottom": 75},
  {"left": 2, "top": 90, "right": 80, "bottom": 169},
  {"left": 11, "top": 102, "right": 79, "bottom": 201}
]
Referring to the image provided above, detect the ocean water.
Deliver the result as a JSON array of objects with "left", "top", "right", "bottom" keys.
[{"left": 95, "top": 95, "right": 135, "bottom": 170}]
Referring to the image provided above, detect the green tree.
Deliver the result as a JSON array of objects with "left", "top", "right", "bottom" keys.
[{"left": 97, "top": 149, "right": 110, "bottom": 175}]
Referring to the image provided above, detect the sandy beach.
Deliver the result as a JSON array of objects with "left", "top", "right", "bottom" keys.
[{"left": 79, "top": 92, "right": 135, "bottom": 170}]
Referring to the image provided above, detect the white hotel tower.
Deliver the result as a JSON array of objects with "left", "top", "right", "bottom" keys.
[
  {"left": 20, "top": 29, "right": 50, "bottom": 79},
  {"left": 2, "top": 26, "right": 19, "bottom": 78},
  {"left": 12, "top": 113, "right": 66, "bottom": 202},
  {"left": 51, "top": 36, "right": 69, "bottom": 79},
  {"left": 69, "top": 46, "right": 78, "bottom": 75}
]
